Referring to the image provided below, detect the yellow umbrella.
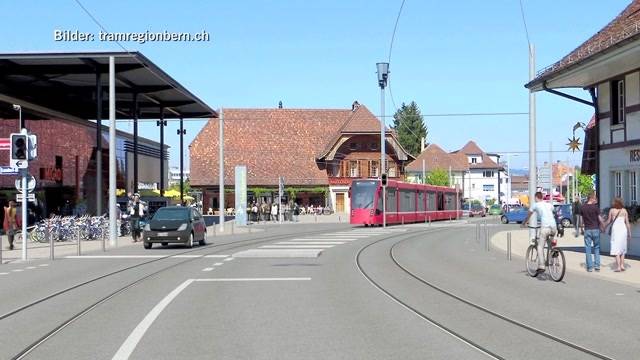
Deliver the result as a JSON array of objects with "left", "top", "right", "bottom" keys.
[
  {"left": 163, "top": 189, "right": 181, "bottom": 198},
  {"left": 183, "top": 195, "right": 195, "bottom": 201}
]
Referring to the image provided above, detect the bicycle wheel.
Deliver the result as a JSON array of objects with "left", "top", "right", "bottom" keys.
[
  {"left": 548, "top": 249, "right": 566, "bottom": 282},
  {"left": 525, "top": 245, "right": 539, "bottom": 277}
]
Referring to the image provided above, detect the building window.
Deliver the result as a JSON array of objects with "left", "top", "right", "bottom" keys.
[
  {"left": 483, "top": 184, "right": 495, "bottom": 192},
  {"left": 349, "top": 161, "right": 359, "bottom": 177},
  {"left": 630, "top": 171, "right": 637, "bottom": 204},
  {"left": 614, "top": 171, "right": 622, "bottom": 198},
  {"left": 388, "top": 165, "right": 397, "bottom": 177},
  {"left": 471, "top": 157, "right": 477, "bottom": 164},
  {"left": 370, "top": 143, "right": 378, "bottom": 151},
  {"left": 483, "top": 171, "right": 494, "bottom": 178},
  {"left": 611, "top": 79, "right": 625, "bottom": 125},
  {"left": 349, "top": 142, "right": 358, "bottom": 151},
  {"left": 369, "top": 160, "right": 379, "bottom": 177},
  {"left": 472, "top": 183, "right": 476, "bottom": 190}
]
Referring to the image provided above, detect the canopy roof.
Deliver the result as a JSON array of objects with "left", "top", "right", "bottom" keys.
[{"left": 0, "top": 51, "right": 217, "bottom": 120}]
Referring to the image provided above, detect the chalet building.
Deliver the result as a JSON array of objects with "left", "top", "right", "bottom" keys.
[
  {"left": 189, "top": 103, "right": 414, "bottom": 214},
  {"left": 405, "top": 141, "right": 507, "bottom": 204},
  {"left": 526, "top": 0, "right": 640, "bottom": 254}
]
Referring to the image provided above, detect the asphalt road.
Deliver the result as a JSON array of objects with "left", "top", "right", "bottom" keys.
[{"left": 1, "top": 219, "right": 639, "bottom": 359}]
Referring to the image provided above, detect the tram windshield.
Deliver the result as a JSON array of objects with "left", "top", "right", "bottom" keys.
[{"left": 351, "top": 180, "right": 378, "bottom": 209}]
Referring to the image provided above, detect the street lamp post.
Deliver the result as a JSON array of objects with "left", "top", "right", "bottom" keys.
[
  {"left": 376, "top": 62, "right": 389, "bottom": 228},
  {"left": 503, "top": 153, "right": 519, "bottom": 204}
]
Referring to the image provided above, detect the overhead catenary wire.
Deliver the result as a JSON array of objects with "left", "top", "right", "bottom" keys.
[{"left": 72, "top": 0, "right": 212, "bottom": 118}]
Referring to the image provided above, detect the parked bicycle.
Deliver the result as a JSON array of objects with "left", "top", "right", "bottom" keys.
[{"left": 525, "top": 226, "right": 566, "bottom": 282}]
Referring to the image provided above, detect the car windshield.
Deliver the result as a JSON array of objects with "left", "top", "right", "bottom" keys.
[
  {"left": 351, "top": 180, "right": 378, "bottom": 209},
  {"left": 153, "top": 208, "right": 189, "bottom": 221}
]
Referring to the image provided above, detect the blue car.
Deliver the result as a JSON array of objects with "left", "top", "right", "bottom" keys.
[{"left": 501, "top": 207, "right": 529, "bottom": 224}]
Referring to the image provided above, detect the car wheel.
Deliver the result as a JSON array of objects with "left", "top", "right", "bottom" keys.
[
  {"left": 561, "top": 218, "right": 571, "bottom": 228},
  {"left": 186, "top": 233, "right": 194, "bottom": 248},
  {"left": 501, "top": 216, "right": 508, "bottom": 224},
  {"left": 199, "top": 232, "right": 206, "bottom": 246},
  {"left": 161, "top": 242, "right": 168, "bottom": 246},
  {"left": 143, "top": 242, "right": 152, "bottom": 249}
]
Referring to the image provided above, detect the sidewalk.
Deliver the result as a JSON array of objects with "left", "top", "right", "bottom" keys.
[
  {"left": 491, "top": 228, "right": 640, "bottom": 286},
  {"left": 0, "top": 234, "right": 139, "bottom": 264}
]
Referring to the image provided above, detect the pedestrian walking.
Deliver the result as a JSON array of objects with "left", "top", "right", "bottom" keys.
[
  {"left": 580, "top": 193, "right": 604, "bottom": 272},
  {"left": 251, "top": 203, "right": 258, "bottom": 223},
  {"left": 3, "top": 200, "right": 18, "bottom": 250},
  {"left": 271, "top": 203, "right": 278, "bottom": 223},
  {"left": 572, "top": 195, "right": 582, "bottom": 237},
  {"left": 293, "top": 202, "right": 300, "bottom": 222},
  {"left": 603, "top": 197, "right": 631, "bottom": 272}
]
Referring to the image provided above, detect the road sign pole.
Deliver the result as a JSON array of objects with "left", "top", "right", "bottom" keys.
[{"left": 21, "top": 168, "right": 27, "bottom": 261}]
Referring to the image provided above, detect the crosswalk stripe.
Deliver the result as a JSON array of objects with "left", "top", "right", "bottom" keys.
[
  {"left": 260, "top": 245, "right": 334, "bottom": 249},
  {"left": 277, "top": 242, "right": 345, "bottom": 245}
]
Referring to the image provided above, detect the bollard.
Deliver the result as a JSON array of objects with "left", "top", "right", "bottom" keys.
[
  {"left": 77, "top": 227, "right": 81, "bottom": 256},
  {"left": 102, "top": 225, "right": 106, "bottom": 252},
  {"left": 339, "top": 215, "right": 341, "bottom": 223},
  {"left": 476, "top": 223, "right": 479, "bottom": 243},
  {"left": 485, "top": 221, "right": 490, "bottom": 251},
  {"left": 402, "top": 216, "right": 404, "bottom": 225},
  {"left": 315, "top": 214, "right": 317, "bottom": 223},
  {"left": 231, "top": 222, "right": 235, "bottom": 235},
  {"left": 507, "top": 232, "right": 512, "bottom": 261},
  {"left": 48, "top": 226, "right": 54, "bottom": 260},
  {"left": 428, "top": 217, "right": 431, "bottom": 227},
  {"left": 248, "top": 224, "right": 252, "bottom": 234}
]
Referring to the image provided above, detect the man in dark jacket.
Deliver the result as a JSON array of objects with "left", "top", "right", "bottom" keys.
[{"left": 572, "top": 196, "right": 582, "bottom": 237}]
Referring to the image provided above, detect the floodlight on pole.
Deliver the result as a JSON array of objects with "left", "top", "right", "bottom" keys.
[{"left": 376, "top": 62, "right": 389, "bottom": 228}]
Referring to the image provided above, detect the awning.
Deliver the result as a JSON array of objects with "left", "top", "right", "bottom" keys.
[{"left": 0, "top": 51, "right": 217, "bottom": 120}]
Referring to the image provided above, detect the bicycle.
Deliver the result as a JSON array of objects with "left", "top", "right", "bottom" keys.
[{"left": 525, "top": 226, "right": 566, "bottom": 282}]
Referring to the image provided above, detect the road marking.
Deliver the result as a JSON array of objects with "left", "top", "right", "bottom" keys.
[
  {"left": 12, "top": 269, "right": 23, "bottom": 272},
  {"left": 39, "top": 264, "right": 49, "bottom": 267},
  {"left": 195, "top": 277, "right": 311, "bottom": 282},
  {"left": 66, "top": 255, "right": 165, "bottom": 259},
  {"left": 112, "top": 279, "right": 195, "bottom": 360},
  {"left": 26, "top": 266, "right": 36, "bottom": 269},
  {"left": 233, "top": 249, "right": 323, "bottom": 258},
  {"left": 213, "top": 262, "right": 223, "bottom": 266},
  {"left": 0, "top": 272, "right": 9, "bottom": 275},
  {"left": 202, "top": 267, "right": 214, "bottom": 272},
  {"left": 204, "top": 255, "right": 229, "bottom": 258},
  {"left": 277, "top": 241, "right": 345, "bottom": 245},
  {"left": 223, "top": 257, "right": 234, "bottom": 262},
  {"left": 289, "top": 238, "right": 358, "bottom": 241},
  {"left": 615, "top": 293, "right": 625, "bottom": 296},
  {"left": 171, "top": 255, "right": 203, "bottom": 258},
  {"left": 260, "top": 245, "right": 334, "bottom": 249}
]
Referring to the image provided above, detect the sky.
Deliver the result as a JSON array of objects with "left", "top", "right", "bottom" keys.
[{"left": 0, "top": 0, "right": 632, "bottom": 170}]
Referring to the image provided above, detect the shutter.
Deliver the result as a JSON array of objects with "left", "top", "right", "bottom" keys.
[
  {"left": 341, "top": 160, "right": 347, "bottom": 177},
  {"left": 363, "top": 160, "right": 370, "bottom": 178}
]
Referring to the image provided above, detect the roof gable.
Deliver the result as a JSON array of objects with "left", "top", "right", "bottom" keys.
[{"left": 406, "top": 143, "right": 469, "bottom": 172}]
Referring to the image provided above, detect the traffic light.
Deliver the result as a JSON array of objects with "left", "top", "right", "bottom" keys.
[
  {"left": 28, "top": 134, "right": 37, "bottom": 160},
  {"left": 10, "top": 133, "right": 28, "bottom": 169},
  {"left": 381, "top": 173, "right": 388, "bottom": 187}
]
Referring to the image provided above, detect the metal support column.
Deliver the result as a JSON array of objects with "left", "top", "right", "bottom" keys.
[
  {"left": 95, "top": 71, "right": 103, "bottom": 216},
  {"left": 109, "top": 56, "right": 117, "bottom": 247},
  {"left": 158, "top": 108, "right": 166, "bottom": 197},
  {"left": 178, "top": 117, "right": 185, "bottom": 204},
  {"left": 133, "top": 93, "right": 139, "bottom": 193},
  {"left": 528, "top": 44, "right": 537, "bottom": 239},
  {"left": 219, "top": 109, "right": 225, "bottom": 233}
]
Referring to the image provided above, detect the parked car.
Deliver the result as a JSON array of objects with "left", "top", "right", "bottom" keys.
[
  {"left": 461, "top": 203, "right": 470, "bottom": 217},
  {"left": 501, "top": 207, "right": 529, "bottom": 224},
  {"left": 469, "top": 204, "right": 486, "bottom": 217},
  {"left": 143, "top": 206, "right": 207, "bottom": 249},
  {"left": 554, "top": 204, "right": 573, "bottom": 228},
  {"left": 488, "top": 204, "right": 503, "bottom": 216}
]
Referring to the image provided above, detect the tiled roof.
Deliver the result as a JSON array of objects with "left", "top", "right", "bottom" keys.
[
  {"left": 405, "top": 144, "right": 469, "bottom": 172},
  {"left": 189, "top": 108, "right": 352, "bottom": 187},
  {"left": 530, "top": 0, "right": 640, "bottom": 86},
  {"left": 453, "top": 141, "right": 502, "bottom": 170},
  {"left": 340, "top": 105, "right": 384, "bottom": 133}
]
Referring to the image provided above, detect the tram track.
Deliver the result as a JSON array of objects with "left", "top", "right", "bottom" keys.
[
  {"left": 6, "top": 225, "right": 347, "bottom": 360},
  {"left": 356, "top": 226, "right": 615, "bottom": 360}
]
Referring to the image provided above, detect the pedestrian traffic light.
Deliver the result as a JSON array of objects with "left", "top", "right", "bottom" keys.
[
  {"left": 10, "top": 132, "right": 28, "bottom": 169},
  {"left": 381, "top": 173, "right": 388, "bottom": 186},
  {"left": 28, "top": 134, "right": 37, "bottom": 160}
]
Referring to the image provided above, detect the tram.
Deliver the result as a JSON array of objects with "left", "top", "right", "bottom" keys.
[{"left": 349, "top": 179, "right": 462, "bottom": 226}]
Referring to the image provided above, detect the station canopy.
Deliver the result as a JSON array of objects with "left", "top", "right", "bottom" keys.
[{"left": 0, "top": 51, "right": 217, "bottom": 120}]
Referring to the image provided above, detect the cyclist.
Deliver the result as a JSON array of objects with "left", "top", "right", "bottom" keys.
[
  {"left": 128, "top": 193, "right": 146, "bottom": 242},
  {"left": 522, "top": 191, "right": 557, "bottom": 271}
]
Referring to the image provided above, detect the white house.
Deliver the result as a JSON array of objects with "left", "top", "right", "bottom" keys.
[
  {"left": 526, "top": 0, "right": 640, "bottom": 255},
  {"left": 406, "top": 141, "right": 508, "bottom": 205},
  {"left": 452, "top": 141, "right": 507, "bottom": 205},
  {"left": 169, "top": 166, "right": 190, "bottom": 186}
]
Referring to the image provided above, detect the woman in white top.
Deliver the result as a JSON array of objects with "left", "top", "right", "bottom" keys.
[{"left": 603, "top": 197, "right": 632, "bottom": 272}]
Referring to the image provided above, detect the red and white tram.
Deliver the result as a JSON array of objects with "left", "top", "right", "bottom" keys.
[{"left": 349, "top": 179, "right": 462, "bottom": 226}]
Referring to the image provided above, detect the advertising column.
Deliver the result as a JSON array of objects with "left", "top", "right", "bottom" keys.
[{"left": 235, "top": 165, "right": 247, "bottom": 226}]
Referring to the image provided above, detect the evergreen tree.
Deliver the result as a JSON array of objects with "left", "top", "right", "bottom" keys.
[{"left": 392, "top": 101, "right": 428, "bottom": 156}]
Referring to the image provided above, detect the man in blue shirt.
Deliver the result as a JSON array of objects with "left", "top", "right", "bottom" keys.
[{"left": 522, "top": 192, "right": 557, "bottom": 271}]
